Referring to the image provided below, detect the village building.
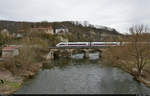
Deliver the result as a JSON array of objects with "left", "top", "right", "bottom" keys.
[
  {"left": 16, "top": 33, "right": 23, "bottom": 38},
  {"left": 55, "top": 26, "right": 69, "bottom": 34},
  {"left": 31, "top": 26, "right": 54, "bottom": 34},
  {"left": 2, "top": 45, "right": 19, "bottom": 58},
  {"left": 0, "top": 29, "right": 9, "bottom": 36},
  {"left": 11, "top": 29, "right": 25, "bottom": 38}
]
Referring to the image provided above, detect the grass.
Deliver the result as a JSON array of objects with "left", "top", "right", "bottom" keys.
[
  {"left": 0, "top": 80, "right": 22, "bottom": 94},
  {"left": 5, "top": 81, "right": 20, "bottom": 89},
  {"left": 0, "top": 80, "right": 21, "bottom": 89}
]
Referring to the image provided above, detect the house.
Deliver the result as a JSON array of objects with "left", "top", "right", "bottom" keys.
[
  {"left": 11, "top": 29, "right": 25, "bottom": 38},
  {"left": 12, "top": 33, "right": 23, "bottom": 38},
  {"left": 0, "top": 29, "right": 9, "bottom": 36},
  {"left": 55, "top": 26, "right": 69, "bottom": 34},
  {"left": 31, "top": 26, "right": 54, "bottom": 34},
  {"left": 16, "top": 34, "right": 23, "bottom": 38},
  {"left": 2, "top": 45, "right": 20, "bottom": 58}
]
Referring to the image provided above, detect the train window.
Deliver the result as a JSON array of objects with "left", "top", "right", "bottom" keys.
[
  {"left": 60, "top": 44, "right": 65, "bottom": 45},
  {"left": 94, "top": 43, "right": 117, "bottom": 45},
  {"left": 94, "top": 44, "right": 104, "bottom": 45},
  {"left": 68, "top": 44, "right": 86, "bottom": 45}
]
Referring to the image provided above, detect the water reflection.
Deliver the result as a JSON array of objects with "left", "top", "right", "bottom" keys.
[{"left": 15, "top": 53, "right": 150, "bottom": 94}]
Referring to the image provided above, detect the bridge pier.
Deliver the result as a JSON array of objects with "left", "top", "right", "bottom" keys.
[
  {"left": 46, "top": 51, "right": 54, "bottom": 60},
  {"left": 46, "top": 49, "right": 59, "bottom": 60},
  {"left": 83, "top": 49, "right": 89, "bottom": 59},
  {"left": 99, "top": 52, "right": 102, "bottom": 58},
  {"left": 68, "top": 52, "right": 72, "bottom": 59},
  {"left": 66, "top": 49, "right": 74, "bottom": 59},
  {"left": 98, "top": 51, "right": 102, "bottom": 58}
]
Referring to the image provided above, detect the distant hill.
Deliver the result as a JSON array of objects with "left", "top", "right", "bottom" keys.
[{"left": 0, "top": 20, "right": 123, "bottom": 41}]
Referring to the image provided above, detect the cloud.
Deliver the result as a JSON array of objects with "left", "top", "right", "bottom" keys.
[{"left": 0, "top": 0, "right": 149, "bottom": 33}]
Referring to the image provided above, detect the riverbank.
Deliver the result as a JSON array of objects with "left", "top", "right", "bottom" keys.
[
  {"left": 0, "top": 62, "right": 43, "bottom": 94},
  {"left": 101, "top": 46, "right": 150, "bottom": 89},
  {"left": 131, "top": 69, "right": 150, "bottom": 88},
  {"left": 110, "top": 64, "right": 150, "bottom": 88}
]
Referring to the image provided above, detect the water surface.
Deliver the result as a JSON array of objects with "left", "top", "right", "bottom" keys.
[{"left": 15, "top": 53, "right": 150, "bottom": 94}]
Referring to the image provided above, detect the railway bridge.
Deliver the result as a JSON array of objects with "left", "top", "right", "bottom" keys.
[{"left": 45, "top": 46, "right": 108, "bottom": 60}]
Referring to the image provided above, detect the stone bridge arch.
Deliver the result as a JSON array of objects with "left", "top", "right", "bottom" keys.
[{"left": 46, "top": 47, "right": 106, "bottom": 60}]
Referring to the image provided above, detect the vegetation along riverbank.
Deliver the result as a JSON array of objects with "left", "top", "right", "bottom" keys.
[
  {"left": 102, "top": 25, "right": 150, "bottom": 87},
  {"left": 0, "top": 62, "right": 43, "bottom": 94},
  {"left": 0, "top": 29, "right": 60, "bottom": 94}
]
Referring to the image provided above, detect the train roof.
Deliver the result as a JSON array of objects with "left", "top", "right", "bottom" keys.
[{"left": 59, "top": 42, "right": 89, "bottom": 43}]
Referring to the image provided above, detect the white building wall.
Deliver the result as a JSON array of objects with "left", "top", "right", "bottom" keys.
[
  {"left": 2, "top": 49, "right": 19, "bottom": 58},
  {"left": 55, "top": 28, "right": 69, "bottom": 34}
]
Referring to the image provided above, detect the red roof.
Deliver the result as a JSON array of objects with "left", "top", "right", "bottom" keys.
[{"left": 2, "top": 46, "right": 17, "bottom": 51}]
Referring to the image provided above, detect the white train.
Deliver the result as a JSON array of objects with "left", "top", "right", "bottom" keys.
[{"left": 56, "top": 42, "right": 122, "bottom": 47}]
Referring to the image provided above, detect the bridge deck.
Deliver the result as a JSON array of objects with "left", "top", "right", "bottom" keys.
[{"left": 49, "top": 46, "right": 108, "bottom": 49}]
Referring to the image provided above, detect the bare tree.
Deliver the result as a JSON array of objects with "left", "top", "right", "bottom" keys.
[
  {"left": 128, "top": 25, "right": 150, "bottom": 76},
  {"left": 102, "top": 25, "right": 150, "bottom": 77}
]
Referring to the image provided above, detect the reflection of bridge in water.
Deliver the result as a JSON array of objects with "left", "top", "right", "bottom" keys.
[
  {"left": 46, "top": 46, "right": 109, "bottom": 60},
  {"left": 43, "top": 57, "right": 100, "bottom": 69}
]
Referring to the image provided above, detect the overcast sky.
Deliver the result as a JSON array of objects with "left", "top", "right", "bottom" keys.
[{"left": 0, "top": 0, "right": 149, "bottom": 33}]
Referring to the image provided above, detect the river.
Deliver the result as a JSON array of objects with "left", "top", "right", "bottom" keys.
[{"left": 15, "top": 52, "right": 150, "bottom": 94}]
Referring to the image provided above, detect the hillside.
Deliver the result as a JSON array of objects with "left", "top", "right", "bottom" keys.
[{"left": 0, "top": 20, "right": 123, "bottom": 41}]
